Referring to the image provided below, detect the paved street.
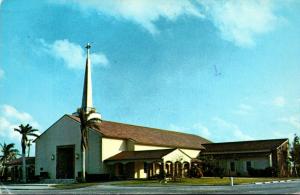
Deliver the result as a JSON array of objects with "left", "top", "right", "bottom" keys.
[{"left": 1, "top": 180, "right": 300, "bottom": 194}]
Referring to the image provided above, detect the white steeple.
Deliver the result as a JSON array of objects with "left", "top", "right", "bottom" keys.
[
  {"left": 75, "top": 43, "right": 101, "bottom": 120},
  {"left": 81, "top": 43, "right": 93, "bottom": 112}
]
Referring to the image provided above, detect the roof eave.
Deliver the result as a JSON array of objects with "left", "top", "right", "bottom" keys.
[{"left": 202, "top": 149, "right": 272, "bottom": 155}]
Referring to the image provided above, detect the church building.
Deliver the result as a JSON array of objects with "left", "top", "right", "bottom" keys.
[{"left": 35, "top": 44, "right": 289, "bottom": 180}]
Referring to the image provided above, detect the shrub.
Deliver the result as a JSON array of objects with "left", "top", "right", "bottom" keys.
[
  {"left": 190, "top": 166, "right": 203, "bottom": 178},
  {"left": 214, "top": 167, "right": 225, "bottom": 178},
  {"left": 247, "top": 167, "right": 276, "bottom": 177}
]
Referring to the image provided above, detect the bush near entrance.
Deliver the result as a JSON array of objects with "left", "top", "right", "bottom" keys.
[{"left": 247, "top": 167, "right": 276, "bottom": 177}]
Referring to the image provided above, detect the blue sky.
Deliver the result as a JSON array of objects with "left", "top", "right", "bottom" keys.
[{"left": 0, "top": 0, "right": 300, "bottom": 155}]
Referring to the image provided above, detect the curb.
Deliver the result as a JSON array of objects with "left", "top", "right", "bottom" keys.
[{"left": 255, "top": 179, "right": 293, "bottom": 185}]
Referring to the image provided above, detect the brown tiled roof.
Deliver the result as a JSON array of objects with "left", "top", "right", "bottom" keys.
[
  {"left": 5, "top": 157, "right": 35, "bottom": 166},
  {"left": 202, "top": 138, "right": 288, "bottom": 154},
  {"left": 105, "top": 149, "right": 176, "bottom": 161},
  {"left": 67, "top": 115, "right": 210, "bottom": 149},
  {"left": 204, "top": 152, "right": 271, "bottom": 159}
]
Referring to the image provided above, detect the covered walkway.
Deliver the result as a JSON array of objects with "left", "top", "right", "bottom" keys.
[{"left": 104, "top": 148, "right": 196, "bottom": 179}]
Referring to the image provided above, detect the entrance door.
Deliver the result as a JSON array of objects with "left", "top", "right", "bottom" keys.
[{"left": 56, "top": 145, "right": 75, "bottom": 179}]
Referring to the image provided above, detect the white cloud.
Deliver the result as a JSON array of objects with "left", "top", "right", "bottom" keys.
[
  {"left": 53, "top": 0, "right": 281, "bottom": 46},
  {"left": 239, "top": 104, "right": 253, "bottom": 111},
  {"left": 3, "top": 105, "right": 33, "bottom": 122},
  {"left": 276, "top": 115, "right": 300, "bottom": 142},
  {"left": 0, "top": 117, "right": 20, "bottom": 140},
  {"left": 233, "top": 103, "right": 253, "bottom": 115},
  {"left": 169, "top": 122, "right": 211, "bottom": 139},
  {"left": 192, "top": 123, "right": 211, "bottom": 139},
  {"left": 200, "top": 0, "right": 278, "bottom": 47},
  {"left": 169, "top": 123, "right": 184, "bottom": 132},
  {"left": 279, "top": 116, "right": 300, "bottom": 130},
  {"left": 0, "top": 0, "right": 3, "bottom": 7},
  {"left": 55, "top": 0, "right": 203, "bottom": 34},
  {"left": 0, "top": 68, "right": 4, "bottom": 79},
  {"left": 170, "top": 118, "right": 253, "bottom": 142},
  {"left": 273, "top": 96, "right": 286, "bottom": 107},
  {"left": 0, "top": 105, "right": 40, "bottom": 141},
  {"left": 212, "top": 117, "right": 253, "bottom": 141},
  {"left": 39, "top": 39, "right": 108, "bottom": 69},
  {"left": 273, "top": 131, "right": 294, "bottom": 142}
]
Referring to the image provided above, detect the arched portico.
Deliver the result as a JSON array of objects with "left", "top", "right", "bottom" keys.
[
  {"left": 183, "top": 161, "right": 190, "bottom": 177},
  {"left": 105, "top": 148, "right": 194, "bottom": 179},
  {"left": 174, "top": 161, "right": 182, "bottom": 178},
  {"left": 165, "top": 161, "right": 173, "bottom": 177}
]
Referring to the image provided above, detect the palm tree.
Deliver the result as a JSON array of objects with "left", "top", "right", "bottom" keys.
[
  {"left": 27, "top": 139, "right": 33, "bottom": 157},
  {"left": 14, "top": 124, "right": 39, "bottom": 183},
  {"left": 77, "top": 108, "right": 99, "bottom": 182},
  {"left": 0, "top": 143, "right": 19, "bottom": 179}
]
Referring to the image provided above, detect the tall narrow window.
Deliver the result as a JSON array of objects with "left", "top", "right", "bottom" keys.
[
  {"left": 246, "top": 161, "right": 252, "bottom": 170},
  {"left": 118, "top": 163, "right": 124, "bottom": 175},
  {"left": 230, "top": 162, "right": 235, "bottom": 172},
  {"left": 144, "top": 162, "right": 148, "bottom": 173}
]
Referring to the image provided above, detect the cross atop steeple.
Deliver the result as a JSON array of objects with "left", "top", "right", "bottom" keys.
[{"left": 85, "top": 43, "right": 91, "bottom": 55}]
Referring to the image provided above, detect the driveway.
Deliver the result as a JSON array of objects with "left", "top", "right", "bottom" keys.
[{"left": 1, "top": 180, "right": 300, "bottom": 194}]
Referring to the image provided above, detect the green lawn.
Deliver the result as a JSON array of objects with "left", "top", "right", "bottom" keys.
[
  {"left": 110, "top": 177, "right": 289, "bottom": 186},
  {"left": 53, "top": 177, "right": 291, "bottom": 189},
  {"left": 53, "top": 182, "right": 100, "bottom": 189}
]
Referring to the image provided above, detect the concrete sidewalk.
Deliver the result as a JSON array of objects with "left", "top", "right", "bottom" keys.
[
  {"left": 0, "top": 182, "right": 55, "bottom": 191},
  {"left": 254, "top": 179, "right": 294, "bottom": 185}
]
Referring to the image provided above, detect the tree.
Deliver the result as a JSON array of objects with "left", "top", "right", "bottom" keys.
[
  {"left": 199, "top": 155, "right": 224, "bottom": 178},
  {"left": 14, "top": 124, "right": 39, "bottom": 183},
  {"left": 291, "top": 134, "right": 300, "bottom": 176},
  {"left": 294, "top": 134, "right": 300, "bottom": 145},
  {"left": 27, "top": 139, "right": 33, "bottom": 157},
  {"left": 77, "top": 108, "right": 99, "bottom": 182},
  {"left": 0, "top": 143, "right": 19, "bottom": 180}
]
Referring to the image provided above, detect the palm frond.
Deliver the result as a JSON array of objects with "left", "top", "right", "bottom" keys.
[
  {"left": 25, "top": 124, "right": 31, "bottom": 129},
  {"left": 0, "top": 142, "right": 18, "bottom": 163},
  {"left": 27, "top": 133, "right": 39, "bottom": 137},
  {"left": 77, "top": 108, "right": 98, "bottom": 150},
  {"left": 14, "top": 128, "right": 22, "bottom": 133},
  {"left": 6, "top": 143, "right": 15, "bottom": 148},
  {"left": 14, "top": 123, "right": 39, "bottom": 157}
]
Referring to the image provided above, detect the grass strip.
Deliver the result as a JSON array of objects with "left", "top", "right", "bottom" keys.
[
  {"left": 53, "top": 177, "right": 292, "bottom": 189},
  {"left": 111, "top": 177, "right": 288, "bottom": 186},
  {"left": 53, "top": 182, "right": 99, "bottom": 189}
]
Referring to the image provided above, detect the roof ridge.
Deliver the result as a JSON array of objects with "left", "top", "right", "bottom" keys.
[
  {"left": 67, "top": 114, "right": 211, "bottom": 142},
  {"left": 203, "top": 138, "right": 288, "bottom": 145},
  {"left": 121, "top": 148, "right": 176, "bottom": 153}
]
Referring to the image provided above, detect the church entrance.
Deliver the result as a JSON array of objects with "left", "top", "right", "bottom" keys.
[{"left": 56, "top": 145, "right": 75, "bottom": 179}]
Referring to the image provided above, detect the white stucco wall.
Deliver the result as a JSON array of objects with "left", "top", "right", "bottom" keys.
[
  {"left": 35, "top": 115, "right": 103, "bottom": 179},
  {"left": 134, "top": 144, "right": 171, "bottom": 151},
  {"left": 102, "top": 138, "right": 127, "bottom": 160},
  {"left": 134, "top": 161, "right": 146, "bottom": 179},
  {"left": 222, "top": 157, "right": 271, "bottom": 176},
  {"left": 180, "top": 149, "right": 200, "bottom": 158},
  {"left": 35, "top": 116, "right": 82, "bottom": 179},
  {"left": 238, "top": 158, "right": 270, "bottom": 173},
  {"left": 87, "top": 129, "right": 102, "bottom": 174},
  {"left": 101, "top": 138, "right": 127, "bottom": 172},
  {"left": 134, "top": 145, "right": 200, "bottom": 159},
  {"left": 163, "top": 149, "right": 191, "bottom": 163},
  {"left": 252, "top": 158, "right": 270, "bottom": 169}
]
